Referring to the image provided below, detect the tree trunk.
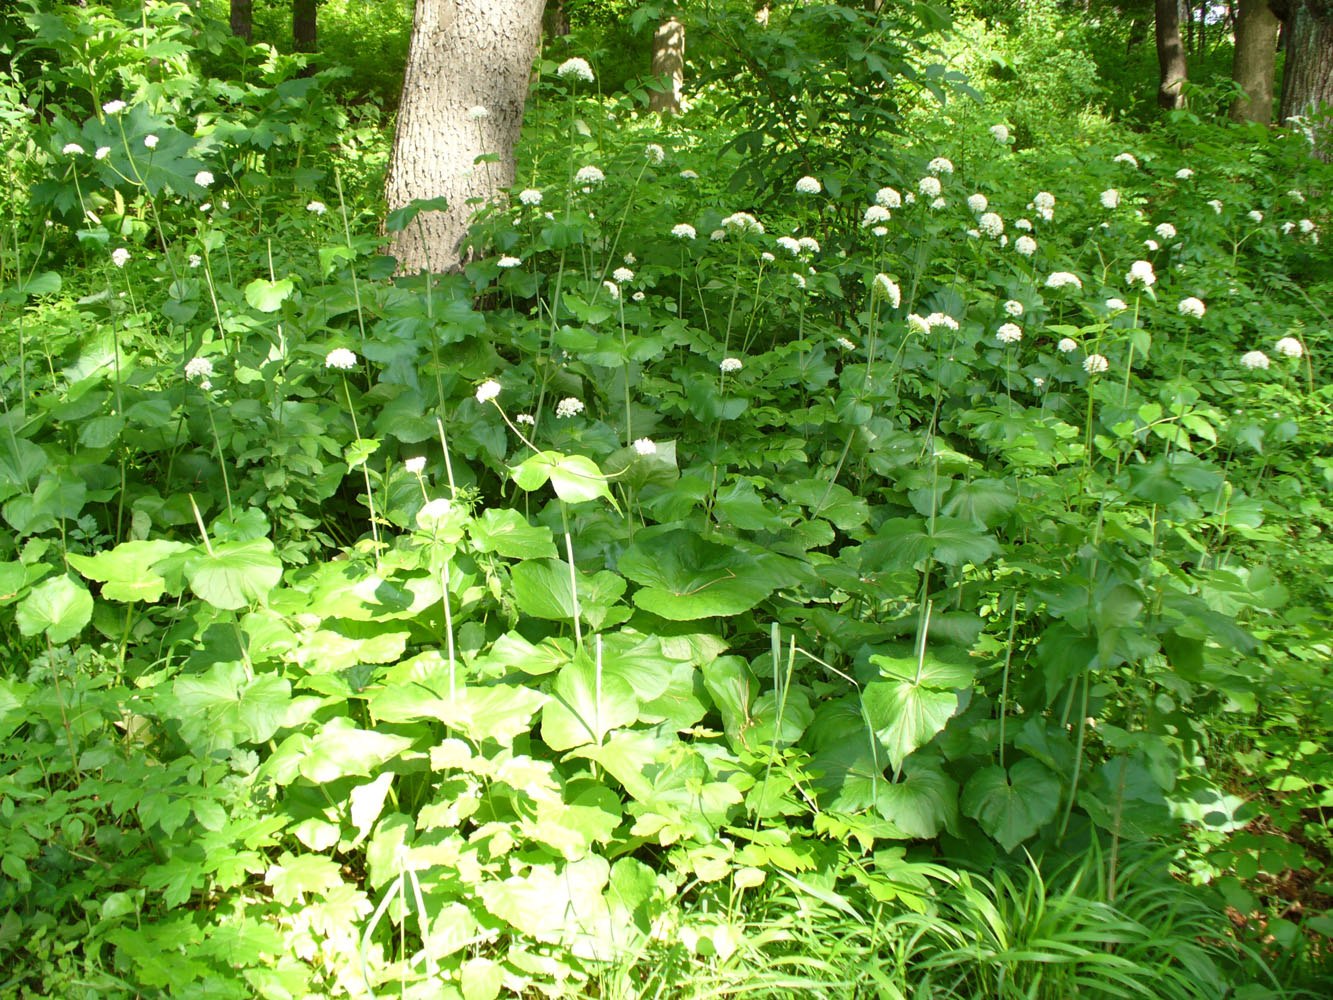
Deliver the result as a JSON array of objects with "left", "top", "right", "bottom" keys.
[
  {"left": 1231, "top": 0, "right": 1280, "bottom": 122},
  {"left": 648, "top": 18, "right": 685, "bottom": 115},
  {"left": 1155, "top": 0, "right": 1189, "bottom": 108},
  {"left": 293, "top": 0, "right": 316, "bottom": 53},
  {"left": 542, "top": 0, "right": 569, "bottom": 37},
  {"left": 385, "top": 0, "right": 545, "bottom": 273},
  {"left": 230, "top": 0, "right": 252, "bottom": 42},
  {"left": 1279, "top": 2, "right": 1333, "bottom": 160}
]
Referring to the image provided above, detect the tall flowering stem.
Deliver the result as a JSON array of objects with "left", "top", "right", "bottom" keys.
[{"left": 327, "top": 349, "right": 381, "bottom": 559}]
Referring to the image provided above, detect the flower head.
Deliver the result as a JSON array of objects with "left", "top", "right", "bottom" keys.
[
  {"left": 185, "top": 357, "right": 214, "bottom": 381},
  {"left": 405, "top": 457, "right": 426, "bottom": 475},
  {"left": 795, "top": 176, "right": 821, "bottom": 195},
  {"left": 194, "top": 170, "right": 214, "bottom": 188},
  {"left": 791, "top": 272, "right": 807, "bottom": 289},
  {"left": 1045, "top": 271, "right": 1082, "bottom": 290},
  {"left": 1113, "top": 152, "right": 1139, "bottom": 168},
  {"left": 188, "top": 254, "right": 202, "bottom": 268},
  {"left": 497, "top": 255, "right": 521, "bottom": 268},
  {"left": 1004, "top": 300, "right": 1024, "bottom": 316},
  {"left": 325, "top": 348, "right": 357, "bottom": 370},
  {"left": 602, "top": 280, "right": 619, "bottom": 299},
  {"left": 1083, "top": 353, "right": 1109, "bottom": 374},
  {"left": 871, "top": 273, "right": 901, "bottom": 307},
  {"left": 62, "top": 142, "right": 84, "bottom": 155},
  {"left": 672, "top": 222, "right": 696, "bottom": 239},
  {"left": 862, "top": 204, "right": 891, "bottom": 227},
  {"left": 996, "top": 323, "right": 1023, "bottom": 344},
  {"left": 613, "top": 266, "right": 634, "bottom": 284},
  {"left": 633, "top": 438, "right": 657, "bottom": 456},
  {"left": 720, "top": 357, "right": 743, "bottom": 374},
  {"left": 979, "top": 212, "right": 1004, "bottom": 237},
  {"left": 1155, "top": 222, "right": 1177, "bottom": 240},
  {"left": 307, "top": 201, "right": 327, "bottom": 215},
  {"left": 1178, "top": 296, "right": 1205, "bottom": 319},
  {"left": 475, "top": 379, "right": 501, "bottom": 403},
  {"left": 990, "top": 124, "right": 1010, "bottom": 144},
  {"left": 1176, "top": 168, "right": 1194, "bottom": 179},
  {"left": 928, "top": 157, "right": 954, "bottom": 175},
  {"left": 680, "top": 169, "right": 699, "bottom": 180},
  {"left": 1248, "top": 210, "right": 1264, "bottom": 224},
  {"left": 925, "top": 312, "right": 959, "bottom": 331},
  {"left": 918, "top": 176, "right": 942, "bottom": 199},
  {"left": 875, "top": 187, "right": 901, "bottom": 208},
  {"left": 111, "top": 247, "right": 130, "bottom": 268},
  {"left": 1100, "top": 189, "right": 1120, "bottom": 209},
  {"left": 1240, "top": 350, "right": 1270, "bottom": 370},
  {"left": 836, "top": 336, "right": 856, "bottom": 349},
  {"left": 1015, "top": 235, "right": 1037, "bottom": 257},
  {"left": 1208, "top": 199, "right": 1224, "bottom": 214},
  {"left": 967, "top": 193, "right": 988, "bottom": 214},
  {"left": 557, "top": 57, "right": 595, "bottom": 83},
  {"left": 95, "top": 146, "right": 111, "bottom": 160},
  {"left": 798, "top": 236, "right": 820, "bottom": 254},
  {"left": 1058, "top": 337, "right": 1079, "bottom": 353},
  {"left": 143, "top": 134, "right": 159, "bottom": 150},
  {"left": 908, "top": 314, "right": 932, "bottom": 336},
  {"left": 575, "top": 165, "right": 605, "bottom": 187},
  {"left": 1105, "top": 297, "right": 1127, "bottom": 311},
  {"left": 722, "top": 211, "right": 763, "bottom": 235},
  {"left": 1299, "top": 218, "right": 1316, "bottom": 234},
  {"left": 777, "top": 236, "right": 801, "bottom": 256},
  {"left": 519, "top": 188, "right": 543, "bottom": 205},
  {"left": 1275, "top": 337, "right": 1303, "bottom": 359},
  {"left": 1143, "top": 239, "right": 1159, "bottom": 252},
  {"left": 555, "top": 396, "right": 585, "bottom": 418},
  {"left": 102, "top": 100, "right": 127, "bottom": 115},
  {"left": 467, "top": 105, "right": 489, "bottom": 120},
  {"left": 643, "top": 143, "right": 665, "bottom": 165},
  {"left": 1126, "top": 260, "right": 1156, "bottom": 287},
  {"left": 515, "top": 413, "right": 535, "bottom": 426},
  {"left": 1033, "top": 191, "right": 1055, "bottom": 212}
]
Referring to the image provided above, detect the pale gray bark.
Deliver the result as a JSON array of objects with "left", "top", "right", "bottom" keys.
[
  {"left": 1280, "top": 3, "right": 1333, "bottom": 160},
  {"left": 1230, "top": 0, "right": 1280, "bottom": 123},
  {"left": 385, "top": 0, "right": 545, "bottom": 273},
  {"left": 649, "top": 18, "right": 685, "bottom": 115},
  {"left": 1155, "top": 0, "right": 1188, "bottom": 109}
]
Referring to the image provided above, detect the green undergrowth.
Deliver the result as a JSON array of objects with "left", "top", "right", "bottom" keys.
[{"left": 1, "top": 2, "right": 1331, "bottom": 997}]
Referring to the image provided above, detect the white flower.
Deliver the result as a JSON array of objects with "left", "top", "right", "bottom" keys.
[
  {"left": 475, "top": 379, "right": 501, "bottom": 403},
  {"left": 94, "top": 146, "right": 111, "bottom": 160},
  {"left": 608, "top": 266, "right": 632, "bottom": 284},
  {"left": 1014, "top": 235, "right": 1037, "bottom": 257},
  {"left": 185, "top": 357, "right": 214, "bottom": 381},
  {"left": 1058, "top": 337, "right": 1079, "bottom": 353},
  {"left": 904, "top": 192, "right": 916, "bottom": 205},
  {"left": 791, "top": 272, "right": 807, "bottom": 289},
  {"left": 1240, "top": 350, "right": 1270, "bottom": 370},
  {"left": 325, "top": 348, "right": 358, "bottom": 370},
  {"left": 720, "top": 357, "right": 743, "bottom": 373},
  {"left": 1033, "top": 376, "right": 1045, "bottom": 388},
  {"left": 1083, "top": 353, "right": 1109, "bottom": 374},
  {"left": 602, "top": 280, "right": 619, "bottom": 299},
  {"left": 623, "top": 253, "right": 635, "bottom": 266},
  {"left": 307, "top": 201, "right": 327, "bottom": 215},
  {"left": 143, "top": 134, "right": 159, "bottom": 150},
  {"left": 710, "top": 229, "right": 726, "bottom": 241},
  {"left": 1126, "top": 260, "right": 1156, "bottom": 287},
  {"left": 928, "top": 157, "right": 954, "bottom": 175},
  {"left": 862, "top": 204, "right": 892, "bottom": 227},
  {"left": 188, "top": 253, "right": 202, "bottom": 268},
  {"left": 907, "top": 314, "right": 931, "bottom": 336},
  {"left": 1100, "top": 189, "right": 1120, "bottom": 209},
  {"left": 519, "top": 188, "right": 543, "bottom": 205},
  {"left": 875, "top": 187, "right": 902, "bottom": 208},
  {"left": 1299, "top": 218, "right": 1316, "bottom": 234},
  {"left": 871, "top": 273, "right": 901, "bottom": 307},
  {"left": 795, "top": 176, "right": 821, "bottom": 195},
  {"left": 1248, "top": 210, "right": 1264, "bottom": 224},
  {"left": 680, "top": 169, "right": 699, "bottom": 180},
  {"left": 1288, "top": 189, "right": 1305, "bottom": 203},
  {"left": 62, "top": 142, "right": 84, "bottom": 155},
  {"left": 1176, "top": 168, "right": 1194, "bottom": 179},
  {"left": 1155, "top": 222, "right": 1177, "bottom": 240},
  {"left": 777, "top": 236, "right": 801, "bottom": 256},
  {"left": 836, "top": 336, "right": 856, "bottom": 349},
  {"left": 102, "top": 100, "right": 127, "bottom": 115},
  {"left": 405, "top": 457, "right": 426, "bottom": 474},
  {"left": 1033, "top": 191, "right": 1055, "bottom": 212},
  {"left": 555, "top": 397, "right": 584, "bottom": 418},
  {"left": 967, "top": 229, "right": 981, "bottom": 239},
  {"left": 111, "top": 247, "right": 130, "bottom": 268},
  {"left": 1004, "top": 300, "right": 1024, "bottom": 316},
  {"left": 1144, "top": 239, "right": 1160, "bottom": 252},
  {"left": 575, "top": 165, "right": 605, "bottom": 187},
  {"left": 760, "top": 251, "right": 775, "bottom": 262},
  {"left": 930, "top": 197, "right": 946, "bottom": 210},
  {"left": 632, "top": 291, "right": 645, "bottom": 302},
  {"left": 1208, "top": 199, "right": 1224, "bottom": 214},
  {"left": 497, "top": 255, "right": 521, "bottom": 268},
  {"left": 515, "top": 413, "right": 535, "bottom": 426},
  {"left": 979, "top": 212, "right": 1004, "bottom": 237},
  {"left": 918, "top": 176, "right": 942, "bottom": 198},
  {"left": 872, "top": 226, "right": 889, "bottom": 237},
  {"left": 1275, "top": 337, "right": 1303, "bottom": 358},
  {"left": 1014, "top": 218, "right": 1033, "bottom": 231},
  {"left": 1282, "top": 221, "right": 1296, "bottom": 235},
  {"left": 990, "top": 124, "right": 1010, "bottom": 144},
  {"left": 672, "top": 223, "right": 696, "bottom": 239},
  {"left": 925, "top": 312, "right": 959, "bottom": 331},
  {"left": 1045, "top": 271, "right": 1082, "bottom": 290},
  {"left": 467, "top": 105, "right": 489, "bottom": 120},
  {"left": 722, "top": 211, "right": 763, "bottom": 234},
  {"left": 633, "top": 438, "right": 657, "bottom": 456},
  {"left": 200, "top": 203, "right": 211, "bottom": 213},
  {"left": 1105, "top": 297, "right": 1127, "bottom": 311},
  {"left": 797, "top": 236, "right": 820, "bottom": 254},
  {"left": 191, "top": 170, "right": 214, "bottom": 188},
  {"left": 557, "top": 57, "right": 595, "bottom": 83},
  {"left": 1113, "top": 152, "right": 1139, "bottom": 168},
  {"left": 644, "top": 143, "right": 666, "bottom": 164},
  {"left": 1178, "top": 296, "right": 1206, "bottom": 318},
  {"left": 967, "top": 193, "right": 988, "bottom": 214},
  {"left": 996, "top": 323, "right": 1022, "bottom": 344},
  {"left": 416, "top": 498, "right": 454, "bottom": 532}
]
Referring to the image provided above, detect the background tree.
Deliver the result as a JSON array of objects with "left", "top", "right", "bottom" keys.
[
  {"left": 649, "top": 15, "right": 685, "bottom": 113},
  {"left": 1155, "top": 0, "right": 1188, "bottom": 108},
  {"left": 384, "top": 0, "right": 546, "bottom": 272},
  {"left": 293, "top": 0, "right": 316, "bottom": 52},
  {"left": 230, "top": 0, "right": 252, "bottom": 42},
  {"left": 1231, "top": 0, "right": 1281, "bottom": 123},
  {"left": 543, "top": 0, "right": 570, "bottom": 38},
  {"left": 1279, "top": 1, "right": 1333, "bottom": 159}
]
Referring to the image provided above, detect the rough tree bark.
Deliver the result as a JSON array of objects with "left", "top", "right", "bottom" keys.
[
  {"left": 543, "top": 0, "right": 569, "bottom": 38},
  {"left": 1230, "top": 0, "right": 1280, "bottom": 123},
  {"left": 649, "top": 18, "right": 685, "bottom": 114},
  {"left": 230, "top": 0, "right": 252, "bottom": 42},
  {"left": 1279, "top": 2, "right": 1333, "bottom": 160},
  {"left": 1155, "top": 0, "right": 1189, "bottom": 109},
  {"left": 293, "top": 0, "right": 317, "bottom": 52},
  {"left": 385, "top": 0, "right": 546, "bottom": 273}
]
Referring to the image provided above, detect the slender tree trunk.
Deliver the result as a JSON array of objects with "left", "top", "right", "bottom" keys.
[
  {"left": 542, "top": 0, "right": 569, "bottom": 38},
  {"left": 385, "top": 0, "right": 545, "bottom": 272},
  {"left": 293, "top": 0, "right": 316, "bottom": 53},
  {"left": 1231, "top": 0, "right": 1280, "bottom": 122},
  {"left": 230, "top": 0, "right": 252, "bottom": 42},
  {"left": 1156, "top": 0, "right": 1189, "bottom": 108},
  {"left": 1279, "top": 2, "right": 1333, "bottom": 160},
  {"left": 649, "top": 18, "right": 685, "bottom": 115}
]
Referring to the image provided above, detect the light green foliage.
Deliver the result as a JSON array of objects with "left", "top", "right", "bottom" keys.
[{"left": 1, "top": 1, "right": 1331, "bottom": 997}]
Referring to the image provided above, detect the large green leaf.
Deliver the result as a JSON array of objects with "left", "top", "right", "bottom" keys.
[
  {"left": 875, "top": 757, "right": 959, "bottom": 839},
  {"left": 861, "top": 676, "right": 960, "bottom": 774},
  {"left": 511, "top": 451, "right": 615, "bottom": 505},
  {"left": 468, "top": 508, "right": 558, "bottom": 559},
  {"left": 162, "top": 661, "right": 292, "bottom": 754},
  {"left": 68, "top": 539, "right": 192, "bottom": 603},
  {"left": 15, "top": 575, "right": 93, "bottom": 643},
  {"left": 541, "top": 653, "right": 641, "bottom": 751},
  {"left": 618, "top": 529, "right": 778, "bottom": 620},
  {"left": 368, "top": 679, "right": 547, "bottom": 746},
  {"left": 863, "top": 516, "right": 1001, "bottom": 570},
  {"left": 243, "top": 277, "right": 295, "bottom": 313},
  {"left": 185, "top": 538, "right": 283, "bottom": 610},
  {"left": 262, "top": 716, "right": 413, "bottom": 785},
  {"left": 478, "top": 856, "right": 610, "bottom": 957},
  {"left": 509, "top": 558, "right": 629, "bottom": 631},
  {"left": 961, "top": 760, "right": 1061, "bottom": 852}
]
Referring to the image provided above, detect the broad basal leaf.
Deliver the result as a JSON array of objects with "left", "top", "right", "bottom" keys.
[
  {"left": 618, "top": 529, "right": 778, "bottom": 620},
  {"left": 541, "top": 653, "right": 641, "bottom": 751},
  {"left": 185, "top": 538, "right": 283, "bottom": 610},
  {"left": 68, "top": 539, "right": 192, "bottom": 603},
  {"left": 861, "top": 677, "right": 960, "bottom": 774},
  {"left": 961, "top": 760, "right": 1061, "bottom": 852},
  {"left": 15, "top": 574, "right": 93, "bottom": 643}
]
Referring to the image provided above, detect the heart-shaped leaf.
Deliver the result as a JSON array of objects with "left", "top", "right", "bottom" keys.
[
  {"left": 619, "top": 529, "right": 778, "bottom": 620},
  {"left": 961, "top": 760, "right": 1061, "bottom": 852},
  {"left": 16, "top": 575, "right": 93, "bottom": 643}
]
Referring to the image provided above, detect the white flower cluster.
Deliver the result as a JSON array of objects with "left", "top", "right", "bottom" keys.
[
  {"left": 795, "top": 176, "right": 821, "bottom": 195},
  {"left": 475, "top": 379, "right": 501, "bottom": 403},
  {"left": 1100, "top": 189, "right": 1120, "bottom": 209},
  {"left": 871, "top": 273, "right": 901, "bottom": 308},
  {"left": 996, "top": 323, "right": 1023, "bottom": 344},
  {"left": 918, "top": 176, "right": 942, "bottom": 199},
  {"left": 1178, "top": 296, "right": 1206, "bottom": 319},
  {"left": 1015, "top": 235, "right": 1036, "bottom": 257},
  {"left": 1113, "top": 152, "right": 1139, "bottom": 168},
  {"left": 612, "top": 266, "right": 634, "bottom": 283},
  {"left": 111, "top": 247, "right": 131, "bottom": 268},
  {"left": 990, "top": 124, "right": 1010, "bottom": 144},
  {"left": 1240, "top": 351, "right": 1269, "bottom": 370},
  {"left": 557, "top": 57, "right": 595, "bottom": 83},
  {"left": 1004, "top": 300, "right": 1024, "bottom": 316},
  {"left": 1126, "top": 260, "right": 1156, "bottom": 287},
  {"left": 1032, "top": 191, "right": 1055, "bottom": 222},
  {"left": 777, "top": 236, "right": 801, "bottom": 256},
  {"left": 928, "top": 157, "right": 954, "bottom": 175},
  {"left": 325, "top": 348, "right": 357, "bottom": 370},
  {"left": 1058, "top": 337, "right": 1079, "bottom": 353},
  {"left": 719, "top": 357, "right": 743, "bottom": 373},
  {"left": 519, "top": 188, "right": 543, "bottom": 205},
  {"left": 497, "top": 256, "right": 521, "bottom": 268},
  {"left": 967, "top": 193, "right": 988, "bottom": 214},
  {"left": 575, "top": 165, "right": 605, "bottom": 187},
  {"left": 185, "top": 357, "right": 214, "bottom": 381},
  {"left": 862, "top": 205, "right": 891, "bottom": 228},
  {"left": 978, "top": 212, "right": 1004, "bottom": 237},
  {"left": 1084, "top": 353, "right": 1109, "bottom": 374},
  {"left": 721, "top": 212, "right": 763, "bottom": 235},
  {"left": 555, "top": 397, "right": 584, "bottom": 418},
  {"left": 645, "top": 144, "right": 665, "bottom": 164},
  {"left": 1155, "top": 222, "right": 1176, "bottom": 240},
  {"left": 671, "top": 223, "right": 696, "bottom": 239},
  {"left": 1275, "top": 337, "right": 1303, "bottom": 359},
  {"left": 1045, "top": 271, "right": 1082, "bottom": 290},
  {"left": 876, "top": 187, "right": 901, "bottom": 208}
]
